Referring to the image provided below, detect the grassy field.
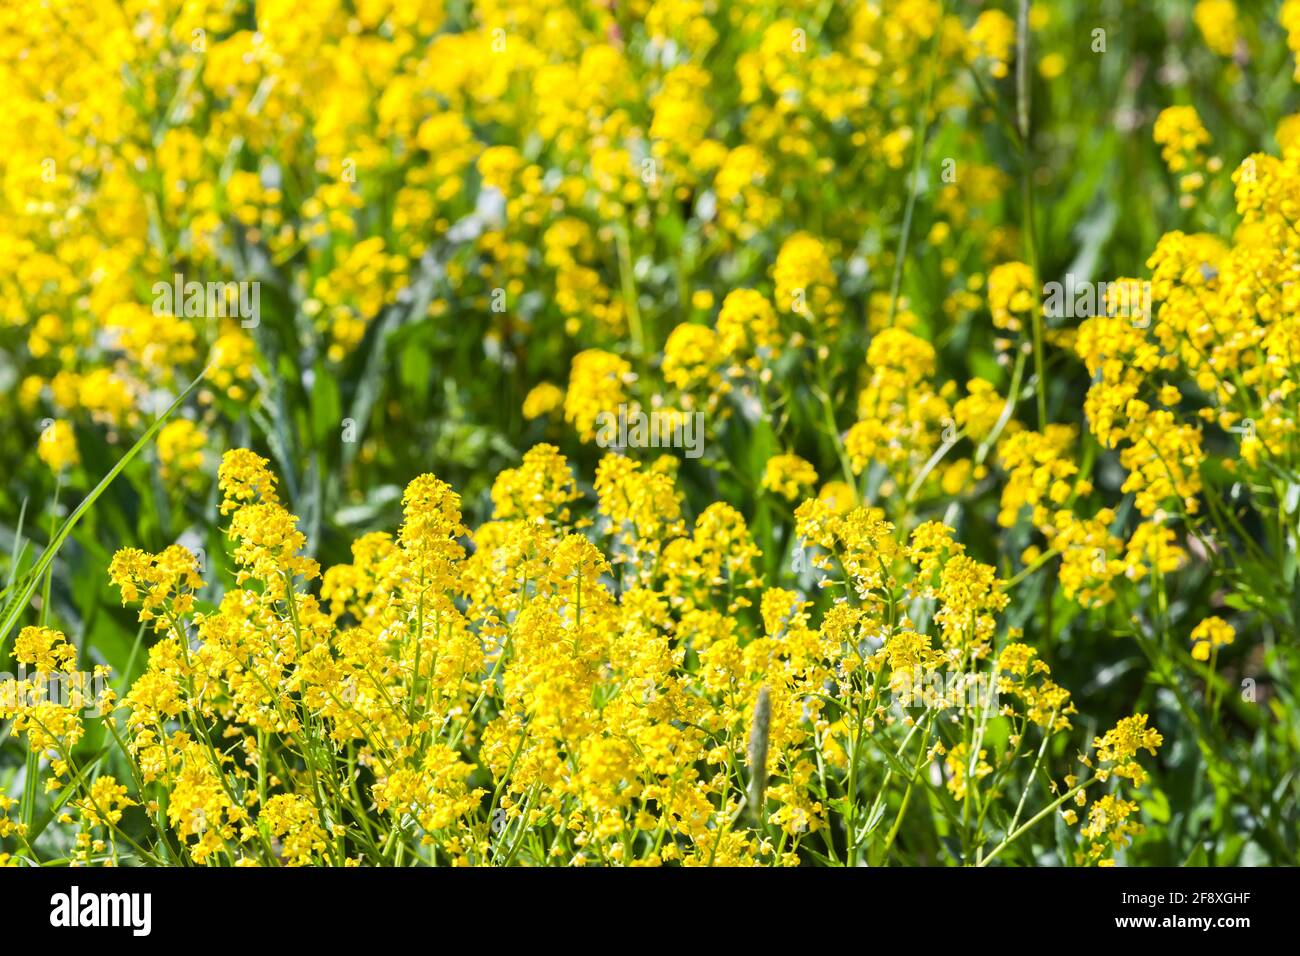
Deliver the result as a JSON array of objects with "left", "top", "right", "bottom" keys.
[{"left": 0, "top": 0, "right": 1298, "bottom": 867}]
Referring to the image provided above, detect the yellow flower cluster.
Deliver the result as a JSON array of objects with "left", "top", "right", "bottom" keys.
[{"left": 5, "top": 447, "right": 1162, "bottom": 866}]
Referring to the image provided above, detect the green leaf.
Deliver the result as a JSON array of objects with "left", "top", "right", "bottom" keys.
[
  {"left": 1182, "top": 844, "right": 1210, "bottom": 867},
  {"left": 311, "top": 359, "right": 342, "bottom": 447},
  {"left": 1142, "top": 787, "right": 1171, "bottom": 825}
]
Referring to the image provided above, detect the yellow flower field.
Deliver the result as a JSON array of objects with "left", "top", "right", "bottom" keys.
[{"left": 0, "top": 0, "right": 1297, "bottom": 869}]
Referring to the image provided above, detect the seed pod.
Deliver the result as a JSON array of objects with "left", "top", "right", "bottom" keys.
[{"left": 746, "top": 685, "right": 771, "bottom": 825}]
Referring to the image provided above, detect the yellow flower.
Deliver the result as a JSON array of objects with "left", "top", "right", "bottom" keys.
[
  {"left": 968, "top": 10, "right": 1016, "bottom": 79},
  {"left": 564, "top": 349, "right": 633, "bottom": 441},
  {"left": 1154, "top": 106, "right": 1213, "bottom": 204},
  {"left": 75, "top": 777, "right": 136, "bottom": 830},
  {"left": 716, "top": 289, "right": 781, "bottom": 369},
  {"left": 1195, "top": 0, "right": 1240, "bottom": 56},
  {"left": 491, "top": 444, "right": 580, "bottom": 524},
  {"left": 945, "top": 743, "right": 992, "bottom": 799},
  {"left": 1093, "top": 714, "right": 1163, "bottom": 786},
  {"left": 209, "top": 331, "right": 257, "bottom": 402},
  {"left": 761, "top": 454, "right": 818, "bottom": 501},
  {"left": 218, "top": 449, "right": 280, "bottom": 515},
  {"left": 1038, "top": 52, "right": 1066, "bottom": 80},
  {"left": 37, "top": 419, "right": 78, "bottom": 474},
  {"left": 662, "top": 323, "right": 722, "bottom": 391},
  {"left": 13, "top": 626, "right": 77, "bottom": 673},
  {"left": 1154, "top": 106, "right": 1211, "bottom": 173},
  {"left": 816, "top": 481, "right": 856, "bottom": 515},
  {"left": 261, "top": 794, "right": 329, "bottom": 866},
  {"left": 522, "top": 382, "right": 564, "bottom": 419},
  {"left": 109, "top": 545, "right": 205, "bottom": 628},
  {"left": 953, "top": 379, "right": 1004, "bottom": 441},
  {"left": 773, "top": 232, "right": 838, "bottom": 324},
  {"left": 1190, "top": 616, "right": 1235, "bottom": 662},
  {"left": 477, "top": 145, "right": 526, "bottom": 193},
  {"left": 1079, "top": 794, "right": 1144, "bottom": 862},
  {"left": 157, "top": 419, "right": 207, "bottom": 490},
  {"left": 988, "top": 261, "right": 1036, "bottom": 334}
]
